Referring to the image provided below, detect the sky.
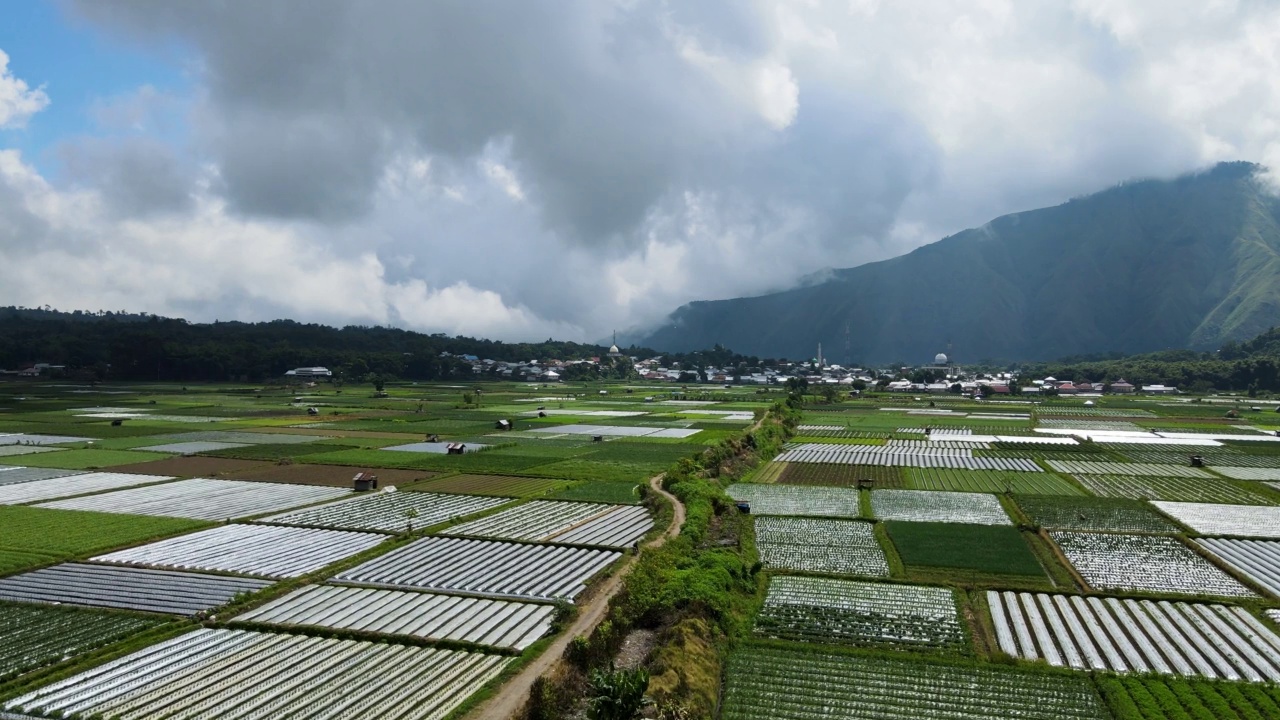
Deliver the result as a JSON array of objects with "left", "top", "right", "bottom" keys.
[{"left": 2, "top": 1, "right": 1280, "bottom": 344}]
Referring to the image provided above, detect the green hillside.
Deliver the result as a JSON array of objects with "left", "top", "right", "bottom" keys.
[{"left": 641, "top": 162, "right": 1280, "bottom": 363}]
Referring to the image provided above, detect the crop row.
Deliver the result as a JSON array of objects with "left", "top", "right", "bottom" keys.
[
  {"left": 906, "top": 468, "right": 1084, "bottom": 495},
  {"left": 1197, "top": 539, "right": 1280, "bottom": 597},
  {"left": 1048, "top": 461, "right": 1214, "bottom": 478},
  {"left": 445, "top": 500, "right": 652, "bottom": 548},
  {"left": 3, "top": 628, "right": 509, "bottom": 719},
  {"left": 777, "top": 446, "right": 1041, "bottom": 471},
  {"left": 0, "top": 472, "right": 171, "bottom": 505},
  {"left": 0, "top": 603, "right": 164, "bottom": 681},
  {"left": 1151, "top": 502, "right": 1280, "bottom": 538},
  {"left": 989, "top": 591, "right": 1280, "bottom": 680},
  {"left": 727, "top": 484, "right": 860, "bottom": 518},
  {"left": 0, "top": 563, "right": 272, "bottom": 615},
  {"left": 1213, "top": 466, "right": 1280, "bottom": 481},
  {"left": 0, "top": 466, "right": 85, "bottom": 486},
  {"left": 872, "top": 489, "right": 1012, "bottom": 526},
  {"left": 235, "top": 584, "right": 553, "bottom": 650},
  {"left": 335, "top": 536, "right": 619, "bottom": 602},
  {"left": 261, "top": 491, "right": 510, "bottom": 533},
  {"left": 39, "top": 478, "right": 352, "bottom": 520},
  {"left": 1050, "top": 532, "right": 1256, "bottom": 598},
  {"left": 777, "top": 463, "right": 907, "bottom": 488},
  {"left": 1015, "top": 496, "right": 1180, "bottom": 533},
  {"left": 1071, "top": 475, "right": 1274, "bottom": 505},
  {"left": 757, "top": 576, "right": 964, "bottom": 651},
  {"left": 754, "top": 517, "right": 889, "bottom": 577},
  {"left": 92, "top": 524, "right": 387, "bottom": 579}
]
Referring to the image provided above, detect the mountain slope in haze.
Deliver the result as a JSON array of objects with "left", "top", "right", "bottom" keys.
[{"left": 640, "top": 162, "right": 1280, "bottom": 363}]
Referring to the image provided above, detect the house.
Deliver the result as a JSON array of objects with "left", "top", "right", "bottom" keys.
[
  {"left": 1110, "top": 379, "right": 1135, "bottom": 393},
  {"left": 1142, "top": 384, "right": 1179, "bottom": 394},
  {"left": 285, "top": 367, "right": 333, "bottom": 379}
]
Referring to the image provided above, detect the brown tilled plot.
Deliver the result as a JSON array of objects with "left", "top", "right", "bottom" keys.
[
  {"left": 228, "top": 463, "right": 435, "bottom": 487},
  {"left": 778, "top": 463, "right": 908, "bottom": 488},
  {"left": 106, "top": 456, "right": 274, "bottom": 478}
]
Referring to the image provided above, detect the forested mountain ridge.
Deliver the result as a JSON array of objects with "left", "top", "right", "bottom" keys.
[{"left": 640, "top": 162, "right": 1280, "bottom": 363}]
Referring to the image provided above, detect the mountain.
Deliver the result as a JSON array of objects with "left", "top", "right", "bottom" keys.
[{"left": 640, "top": 162, "right": 1280, "bottom": 364}]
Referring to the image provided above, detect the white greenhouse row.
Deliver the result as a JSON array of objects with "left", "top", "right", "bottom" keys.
[
  {"left": 3, "top": 628, "right": 509, "bottom": 720},
  {"left": 38, "top": 477, "right": 351, "bottom": 520},
  {"left": 1047, "top": 461, "right": 1214, "bottom": 478},
  {"left": 776, "top": 445, "right": 1040, "bottom": 471},
  {"left": 1212, "top": 466, "right": 1280, "bottom": 481},
  {"left": 261, "top": 491, "right": 511, "bottom": 533},
  {"left": 335, "top": 536, "right": 620, "bottom": 602},
  {"left": 0, "top": 563, "right": 272, "bottom": 616},
  {"left": 92, "top": 524, "right": 387, "bottom": 579},
  {"left": 235, "top": 584, "right": 554, "bottom": 651},
  {"left": 1197, "top": 538, "right": 1280, "bottom": 598},
  {"left": 988, "top": 591, "right": 1280, "bottom": 681},
  {"left": 726, "top": 484, "right": 861, "bottom": 518},
  {"left": 0, "top": 472, "right": 172, "bottom": 505},
  {"left": 446, "top": 500, "right": 653, "bottom": 548}
]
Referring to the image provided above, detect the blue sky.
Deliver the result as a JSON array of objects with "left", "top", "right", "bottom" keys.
[{"left": 0, "top": 2, "right": 189, "bottom": 176}]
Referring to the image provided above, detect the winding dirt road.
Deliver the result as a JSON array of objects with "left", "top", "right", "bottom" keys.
[{"left": 466, "top": 474, "right": 686, "bottom": 720}]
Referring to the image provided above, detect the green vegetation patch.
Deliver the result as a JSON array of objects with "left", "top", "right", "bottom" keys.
[
  {"left": 579, "top": 441, "right": 703, "bottom": 466},
  {"left": 204, "top": 443, "right": 352, "bottom": 460},
  {"left": 410, "top": 473, "right": 568, "bottom": 497},
  {"left": 1015, "top": 495, "right": 1183, "bottom": 533},
  {"left": 520, "top": 459, "right": 654, "bottom": 484},
  {"left": 7, "top": 449, "right": 173, "bottom": 470},
  {"left": 906, "top": 468, "right": 1084, "bottom": 495},
  {"left": 548, "top": 481, "right": 642, "bottom": 505},
  {"left": 0, "top": 506, "right": 210, "bottom": 568},
  {"left": 0, "top": 603, "right": 167, "bottom": 682},
  {"left": 884, "top": 521, "right": 1045, "bottom": 577},
  {"left": 1097, "top": 674, "right": 1280, "bottom": 720}
]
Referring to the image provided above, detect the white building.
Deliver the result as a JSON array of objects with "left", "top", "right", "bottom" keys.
[{"left": 285, "top": 367, "right": 333, "bottom": 379}]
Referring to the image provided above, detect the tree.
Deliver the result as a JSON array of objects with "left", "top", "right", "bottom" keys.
[{"left": 819, "top": 385, "right": 840, "bottom": 403}]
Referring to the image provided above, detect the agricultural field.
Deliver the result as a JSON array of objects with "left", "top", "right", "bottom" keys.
[
  {"left": 1050, "top": 532, "right": 1257, "bottom": 597},
  {"left": 0, "top": 466, "right": 82, "bottom": 484},
  {"left": 444, "top": 500, "right": 654, "bottom": 547},
  {"left": 885, "top": 522, "right": 1046, "bottom": 577},
  {"left": 754, "top": 517, "right": 890, "bottom": 576},
  {"left": 0, "top": 505, "right": 209, "bottom": 574},
  {"left": 0, "top": 563, "right": 272, "bottom": 615},
  {"left": 871, "top": 489, "right": 1012, "bottom": 525},
  {"left": 413, "top": 473, "right": 569, "bottom": 497},
  {"left": 1072, "top": 474, "right": 1276, "bottom": 504},
  {"left": 1016, "top": 496, "right": 1183, "bottom": 533},
  {"left": 3, "top": 628, "right": 511, "bottom": 720},
  {"left": 37, "top": 477, "right": 352, "bottom": 520},
  {"left": 1196, "top": 539, "right": 1280, "bottom": 597},
  {"left": 1151, "top": 502, "right": 1280, "bottom": 538},
  {"left": 722, "top": 645, "right": 1108, "bottom": 720},
  {"left": 92, "top": 524, "right": 387, "bottom": 578},
  {"left": 756, "top": 576, "right": 966, "bottom": 652},
  {"left": 1097, "top": 674, "right": 1280, "bottom": 720},
  {"left": 777, "top": 443, "right": 1042, "bottom": 471},
  {"left": 727, "top": 483, "right": 861, "bottom": 518},
  {"left": 0, "top": 603, "right": 166, "bottom": 681},
  {"left": 235, "top": 584, "right": 554, "bottom": 651},
  {"left": 260, "top": 491, "right": 511, "bottom": 533},
  {"left": 989, "top": 591, "right": 1280, "bottom": 679},
  {"left": 905, "top": 467, "right": 1084, "bottom": 495},
  {"left": 334, "top": 536, "right": 620, "bottom": 601},
  {"left": 0, "top": 471, "right": 173, "bottom": 505},
  {"left": 1213, "top": 466, "right": 1280, "bottom": 481},
  {"left": 1048, "top": 461, "right": 1215, "bottom": 478},
  {"left": 776, "top": 462, "right": 908, "bottom": 488}
]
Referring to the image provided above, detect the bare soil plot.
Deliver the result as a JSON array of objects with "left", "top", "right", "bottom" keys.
[
  {"left": 228, "top": 463, "right": 434, "bottom": 488},
  {"left": 778, "top": 463, "right": 908, "bottom": 488},
  {"left": 104, "top": 456, "right": 274, "bottom": 478}
]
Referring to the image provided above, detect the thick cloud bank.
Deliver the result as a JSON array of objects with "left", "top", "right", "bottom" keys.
[{"left": 3, "top": 1, "right": 1280, "bottom": 341}]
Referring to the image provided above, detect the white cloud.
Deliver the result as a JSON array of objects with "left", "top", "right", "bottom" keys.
[{"left": 0, "top": 49, "right": 49, "bottom": 128}]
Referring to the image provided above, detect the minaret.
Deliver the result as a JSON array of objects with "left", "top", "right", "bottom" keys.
[{"left": 817, "top": 342, "right": 823, "bottom": 367}]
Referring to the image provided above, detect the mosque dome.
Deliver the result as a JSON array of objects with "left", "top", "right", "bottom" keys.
[{"left": 935, "top": 353, "right": 948, "bottom": 364}]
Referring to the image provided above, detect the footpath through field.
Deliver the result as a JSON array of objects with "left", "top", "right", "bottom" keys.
[{"left": 467, "top": 473, "right": 686, "bottom": 720}]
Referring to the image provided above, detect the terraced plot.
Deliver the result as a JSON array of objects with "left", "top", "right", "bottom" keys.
[
  {"left": 989, "top": 591, "right": 1280, "bottom": 680},
  {"left": 0, "top": 603, "right": 165, "bottom": 681},
  {"left": 1197, "top": 539, "right": 1280, "bottom": 597},
  {"left": 3, "top": 628, "right": 510, "bottom": 720},
  {"left": 1050, "top": 532, "right": 1256, "bottom": 598},
  {"left": 722, "top": 645, "right": 1107, "bottom": 720},
  {"left": 1048, "top": 461, "right": 1213, "bottom": 478},
  {"left": 1072, "top": 475, "right": 1274, "bottom": 504},
  {"left": 1016, "top": 496, "right": 1182, "bottom": 533},
  {"left": 38, "top": 477, "right": 351, "bottom": 520},
  {"left": 754, "top": 517, "right": 889, "bottom": 576},
  {"left": 0, "top": 563, "right": 272, "bottom": 615},
  {"left": 445, "top": 500, "right": 653, "bottom": 548},
  {"left": 0, "top": 472, "right": 171, "bottom": 505},
  {"left": 235, "top": 584, "right": 553, "bottom": 650},
  {"left": 1151, "top": 502, "right": 1280, "bottom": 538},
  {"left": 906, "top": 468, "right": 1084, "bottom": 495},
  {"left": 335, "top": 536, "right": 620, "bottom": 601},
  {"left": 726, "top": 483, "right": 860, "bottom": 518},
  {"left": 261, "top": 491, "right": 510, "bottom": 533},
  {"left": 756, "top": 576, "right": 964, "bottom": 651},
  {"left": 872, "top": 489, "right": 1012, "bottom": 525},
  {"left": 92, "top": 524, "right": 386, "bottom": 579}
]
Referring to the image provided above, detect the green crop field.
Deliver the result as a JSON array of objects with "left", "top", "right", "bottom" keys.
[
  {"left": 548, "top": 480, "right": 643, "bottom": 504},
  {"left": 409, "top": 473, "right": 568, "bottom": 497},
  {"left": 884, "top": 521, "right": 1045, "bottom": 577},
  {"left": 905, "top": 468, "right": 1084, "bottom": 495},
  {"left": 1015, "top": 495, "right": 1183, "bottom": 533},
  {"left": 0, "top": 506, "right": 210, "bottom": 572},
  {"left": 0, "top": 603, "right": 168, "bottom": 682},
  {"left": 7, "top": 449, "right": 172, "bottom": 470},
  {"left": 1097, "top": 675, "right": 1280, "bottom": 720}
]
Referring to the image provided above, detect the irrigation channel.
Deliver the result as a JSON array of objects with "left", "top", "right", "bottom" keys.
[{"left": 467, "top": 473, "right": 686, "bottom": 720}]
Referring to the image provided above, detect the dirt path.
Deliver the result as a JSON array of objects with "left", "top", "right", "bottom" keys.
[{"left": 467, "top": 474, "right": 684, "bottom": 720}]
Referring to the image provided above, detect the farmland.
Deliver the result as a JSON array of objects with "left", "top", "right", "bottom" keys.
[
  {"left": 0, "top": 603, "right": 165, "bottom": 681},
  {"left": 4, "top": 380, "right": 1280, "bottom": 718}
]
